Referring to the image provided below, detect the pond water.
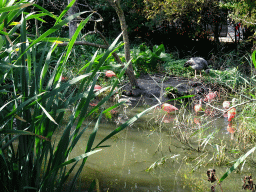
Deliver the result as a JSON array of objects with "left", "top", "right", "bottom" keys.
[{"left": 57, "top": 99, "right": 255, "bottom": 192}]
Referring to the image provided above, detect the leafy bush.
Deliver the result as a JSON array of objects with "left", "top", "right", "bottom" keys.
[
  {"left": 163, "top": 58, "right": 191, "bottom": 77},
  {"left": 131, "top": 43, "right": 169, "bottom": 73}
]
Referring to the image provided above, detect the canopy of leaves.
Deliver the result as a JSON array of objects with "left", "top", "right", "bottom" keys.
[
  {"left": 143, "top": 0, "right": 227, "bottom": 39},
  {"left": 220, "top": 0, "right": 256, "bottom": 25}
]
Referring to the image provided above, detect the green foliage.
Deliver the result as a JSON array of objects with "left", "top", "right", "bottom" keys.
[
  {"left": 163, "top": 58, "right": 190, "bottom": 77},
  {"left": 165, "top": 86, "right": 178, "bottom": 97},
  {"left": 77, "top": 43, "right": 169, "bottom": 76},
  {"left": 131, "top": 43, "right": 168, "bottom": 73},
  {"left": 0, "top": 1, "right": 158, "bottom": 191},
  {"left": 205, "top": 68, "right": 251, "bottom": 90},
  {"left": 252, "top": 50, "right": 256, "bottom": 68},
  {"left": 143, "top": 0, "right": 227, "bottom": 39},
  {"left": 220, "top": 0, "right": 256, "bottom": 25},
  {"left": 218, "top": 146, "right": 256, "bottom": 183},
  {"left": 85, "top": 0, "right": 147, "bottom": 37}
]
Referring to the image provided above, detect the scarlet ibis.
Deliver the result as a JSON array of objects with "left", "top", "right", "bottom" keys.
[
  {"left": 204, "top": 91, "right": 217, "bottom": 102},
  {"left": 194, "top": 99, "right": 202, "bottom": 115},
  {"left": 223, "top": 101, "right": 230, "bottom": 117},
  {"left": 227, "top": 123, "right": 235, "bottom": 134},
  {"left": 105, "top": 70, "right": 116, "bottom": 78},
  {"left": 94, "top": 85, "right": 102, "bottom": 91},
  {"left": 163, "top": 114, "right": 175, "bottom": 123},
  {"left": 227, "top": 108, "right": 236, "bottom": 121},
  {"left": 193, "top": 117, "right": 200, "bottom": 125},
  {"left": 162, "top": 103, "right": 178, "bottom": 113},
  {"left": 89, "top": 102, "right": 98, "bottom": 107},
  {"left": 223, "top": 101, "right": 230, "bottom": 109},
  {"left": 61, "top": 76, "right": 68, "bottom": 82},
  {"left": 227, "top": 123, "right": 235, "bottom": 140},
  {"left": 184, "top": 57, "right": 209, "bottom": 78}
]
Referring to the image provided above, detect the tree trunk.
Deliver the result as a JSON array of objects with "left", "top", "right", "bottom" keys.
[
  {"left": 106, "top": 0, "right": 139, "bottom": 89},
  {"left": 68, "top": 0, "right": 78, "bottom": 38}
]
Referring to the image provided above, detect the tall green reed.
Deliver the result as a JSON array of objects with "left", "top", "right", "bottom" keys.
[{"left": 0, "top": 1, "right": 159, "bottom": 191}]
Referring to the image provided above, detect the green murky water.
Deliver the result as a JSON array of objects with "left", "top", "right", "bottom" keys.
[{"left": 57, "top": 100, "right": 256, "bottom": 192}]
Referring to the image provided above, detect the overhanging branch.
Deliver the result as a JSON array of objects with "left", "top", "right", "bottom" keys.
[{"left": 57, "top": 41, "right": 108, "bottom": 49}]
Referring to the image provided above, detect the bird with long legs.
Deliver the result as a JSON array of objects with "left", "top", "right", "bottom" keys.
[
  {"left": 184, "top": 57, "right": 209, "bottom": 79},
  {"left": 226, "top": 100, "right": 237, "bottom": 140}
]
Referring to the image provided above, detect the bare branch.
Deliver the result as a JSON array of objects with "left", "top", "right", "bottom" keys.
[{"left": 57, "top": 41, "right": 108, "bottom": 49}]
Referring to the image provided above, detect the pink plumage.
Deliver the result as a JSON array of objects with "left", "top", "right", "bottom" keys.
[
  {"left": 162, "top": 103, "right": 178, "bottom": 113},
  {"left": 94, "top": 85, "right": 102, "bottom": 91},
  {"left": 227, "top": 108, "right": 236, "bottom": 121},
  {"left": 204, "top": 91, "right": 217, "bottom": 102},
  {"left": 194, "top": 99, "right": 202, "bottom": 115},
  {"left": 105, "top": 70, "right": 116, "bottom": 78}
]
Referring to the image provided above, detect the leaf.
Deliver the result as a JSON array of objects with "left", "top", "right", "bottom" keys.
[
  {"left": 0, "top": 35, "right": 4, "bottom": 50},
  {"left": 54, "top": 150, "right": 102, "bottom": 169},
  {"left": 0, "top": 3, "right": 33, "bottom": 13},
  {"left": 85, "top": 112, "right": 102, "bottom": 153},
  {"left": 33, "top": 4, "right": 58, "bottom": 21},
  {"left": 37, "top": 102, "right": 58, "bottom": 125},
  {"left": 14, "top": 114, "right": 27, "bottom": 122},
  {"left": 63, "top": 13, "right": 93, "bottom": 65},
  {"left": 40, "top": 149, "right": 102, "bottom": 189},
  {"left": 0, "top": 129, "right": 34, "bottom": 136},
  {"left": 218, "top": 146, "right": 256, "bottom": 183},
  {"left": 14, "top": 11, "right": 91, "bottom": 65},
  {"left": 252, "top": 50, "right": 256, "bottom": 68}
]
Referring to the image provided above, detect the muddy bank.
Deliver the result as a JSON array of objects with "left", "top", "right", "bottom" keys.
[{"left": 121, "top": 73, "right": 218, "bottom": 105}]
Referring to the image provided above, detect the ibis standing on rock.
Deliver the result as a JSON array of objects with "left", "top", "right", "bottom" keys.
[{"left": 184, "top": 57, "right": 209, "bottom": 79}]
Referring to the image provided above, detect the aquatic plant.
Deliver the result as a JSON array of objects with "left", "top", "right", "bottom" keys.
[{"left": 0, "top": 1, "right": 158, "bottom": 191}]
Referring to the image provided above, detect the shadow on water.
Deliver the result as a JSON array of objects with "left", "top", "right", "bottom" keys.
[{"left": 57, "top": 98, "right": 255, "bottom": 192}]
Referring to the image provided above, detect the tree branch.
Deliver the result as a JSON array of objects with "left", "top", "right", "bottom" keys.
[{"left": 57, "top": 41, "right": 108, "bottom": 49}]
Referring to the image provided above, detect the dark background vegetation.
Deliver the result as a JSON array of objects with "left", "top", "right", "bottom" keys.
[{"left": 33, "top": 0, "right": 255, "bottom": 62}]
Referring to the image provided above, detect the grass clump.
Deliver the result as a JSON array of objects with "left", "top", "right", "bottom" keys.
[{"left": 163, "top": 58, "right": 192, "bottom": 77}]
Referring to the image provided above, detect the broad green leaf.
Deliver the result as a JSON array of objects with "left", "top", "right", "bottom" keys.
[
  {"left": 0, "top": 35, "right": 4, "bottom": 50},
  {"left": 33, "top": 4, "right": 58, "bottom": 21},
  {"left": 252, "top": 50, "right": 256, "bottom": 68},
  {"left": 55, "top": 0, "right": 76, "bottom": 24},
  {"left": 218, "top": 146, "right": 256, "bottom": 183},
  {"left": 86, "top": 112, "right": 102, "bottom": 153},
  {"left": 58, "top": 150, "right": 102, "bottom": 168},
  {"left": 26, "top": 13, "right": 49, "bottom": 20},
  {"left": 78, "top": 49, "right": 98, "bottom": 73},
  {"left": 40, "top": 149, "right": 101, "bottom": 185},
  {"left": 0, "top": 0, "right": 7, "bottom": 8}
]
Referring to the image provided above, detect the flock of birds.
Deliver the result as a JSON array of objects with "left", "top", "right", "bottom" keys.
[
  {"left": 161, "top": 91, "right": 237, "bottom": 136},
  {"left": 90, "top": 58, "right": 237, "bottom": 134},
  {"left": 149, "top": 56, "right": 237, "bottom": 136},
  {"left": 183, "top": 57, "right": 237, "bottom": 127},
  {"left": 162, "top": 92, "right": 236, "bottom": 120}
]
